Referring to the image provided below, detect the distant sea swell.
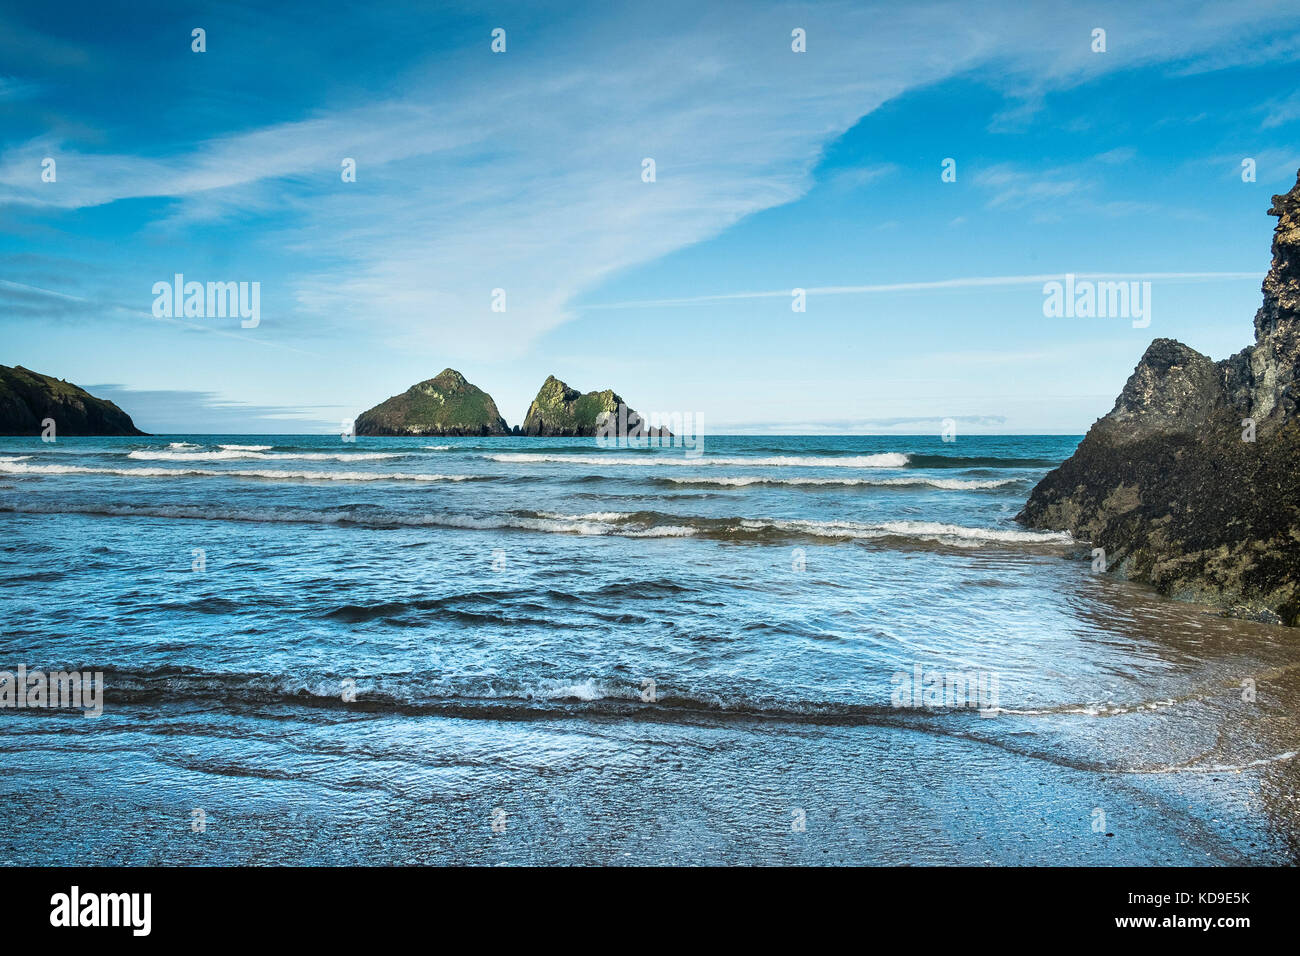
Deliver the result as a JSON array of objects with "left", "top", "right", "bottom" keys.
[{"left": 0, "top": 501, "right": 1073, "bottom": 547}]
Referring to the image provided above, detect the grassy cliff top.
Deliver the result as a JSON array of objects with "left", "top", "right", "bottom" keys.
[{"left": 0, "top": 364, "right": 144, "bottom": 436}]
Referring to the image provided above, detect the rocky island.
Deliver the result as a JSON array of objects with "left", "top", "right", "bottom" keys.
[
  {"left": 1018, "top": 170, "right": 1300, "bottom": 625},
  {"left": 0, "top": 364, "right": 144, "bottom": 436},
  {"left": 521, "top": 374, "right": 668, "bottom": 437},
  {"left": 354, "top": 368, "right": 509, "bottom": 436}
]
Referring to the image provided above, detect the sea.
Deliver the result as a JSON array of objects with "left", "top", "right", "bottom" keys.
[{"left": 1, "top": 434, "right": 1297, "bottom": 864}]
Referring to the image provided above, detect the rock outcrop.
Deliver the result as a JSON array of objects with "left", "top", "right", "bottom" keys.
[
  {"left": 0, "top": 365, "right": 144, "bottom": 436},
  {"left": 520, "top": 375, "right": 669, "bottom": 437},
  {"left": 1018, "top": 171, "right": 1300, "bottom": 625},
  {"left": 354, "top": 368, "right": 509, "bottom": 436}
]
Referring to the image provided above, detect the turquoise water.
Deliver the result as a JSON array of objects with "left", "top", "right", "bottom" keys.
[{"left": 2, "top": 434, "right": 1298, "bottom": 864}]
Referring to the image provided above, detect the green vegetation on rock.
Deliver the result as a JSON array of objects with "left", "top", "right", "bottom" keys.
[
  {"left": 521, "top": 375, "right": 624, "bottom": 436},
  {"left": 0, "top": 364, "right": 144, "bottom": 436},
  {"left": 354, "top": 368, "right": 509, "bottom": 436}
]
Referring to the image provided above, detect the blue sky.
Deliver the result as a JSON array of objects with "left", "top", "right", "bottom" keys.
[{"left": 2, "top": 0, "right": 1299, "bottom": 433}]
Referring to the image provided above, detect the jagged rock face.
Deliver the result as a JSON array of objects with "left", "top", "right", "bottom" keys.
[
  {"left": 1106, "top": 338, "right": 1225, "bottom": 436},
  {"left": 1251, "top": 186, "right": 1300, "bottom": 421},
  {"left": 521, "top": 375, "right": 625, "bottom": 437},
  {"left": 354, "top": 368, "right": 509, "bottom": 436},
  {"left": 1019, "top": 170, "right": 1300, "bottom": 625},
  {"left": 0, "top": 365, "right": 144, "bottom": 436}
]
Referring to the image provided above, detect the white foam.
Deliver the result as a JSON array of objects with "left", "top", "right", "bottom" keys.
[
  {"left": 0, "top": 460, "right": 475, "bottom": 482},
  {"left": 423, "top": 445, "right": 452, "bottom": 451},
  {"left": 126, "top": 450, "right": 400, "bottom": 461},
  {"left": 1130, "top": 750, "right": 1300, "bottom": 775},
  {"left": 529, "top": 679, "right": 622, "bottom": 702},
  {"left": 432, "top": 512, "right": 698, "bottom": 537},
  {"left": 663, "top": 475, "right": 1019, "bottom": 489},
  {"left": 536, "top": 510, "right": 629, "bottom": 521},
  {"left": 487, "top": 452, "right": 911, "bottom": 468},
  {"left": 218, "top": 444, "right": 272, "bottom": 451},
  {"left": 743, "top": 517, "right": 1072, "bottom": 545},
  {"left": 525, "top": 511, "right": 1069, "bottom": 545},
  {"left": 1, "top": 495, "right": 1072, "bottom": 547}
]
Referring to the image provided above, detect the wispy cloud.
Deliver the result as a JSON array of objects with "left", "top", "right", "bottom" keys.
[
  {"left": 0, "top": 279, "right": 319, "bottom": 355},
  {"left": 3, "top": 0, "right": 1296, "bottom": 363},
  {"left": 1261, "top": 90, "right": 1300, "bottom": 128},
  {"left": 1206, "top": 148, "right": 1300, "bottom": 182},
  {"left": 0, "top": 75, "right": 40, "bottom": 101},
  {"left": 85, "top": 384, "right": 344, "bottom": 434},
  {"left": 578, "top": 272, "right": 1262, "bottom": 310},
  {"left": 973, "top": 163, "right": 1085, "bottom": 209}
]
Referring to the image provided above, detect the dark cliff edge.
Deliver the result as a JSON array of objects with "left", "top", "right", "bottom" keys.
[
  {"left": 0, "top": 364, "right": 145, "bottom": 436},
  {"left": 1018, "top": 171, "right": 1300, "bottom": 625}
]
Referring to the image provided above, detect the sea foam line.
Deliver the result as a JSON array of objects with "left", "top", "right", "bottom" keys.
[
  {"left": 733, "top": 517, "right": 1072, "bottom": 545},
  {"left": 0, "top": 461, "right": 480, "bottom": 482},
  {"left": 487, "top": 452, "right": 911, "bottom": 468},
  {"left": 0, "top": 500, "right": 1074, "bottom": 546},
  {"left": 659, "top": 475, "right": 1021, "bottom": 489},
  {"left": 166, "top": 442, "right": 272, "bottom": 451},
  {"left": 126, "top": 450, "right": 400, "bottom": 461}
]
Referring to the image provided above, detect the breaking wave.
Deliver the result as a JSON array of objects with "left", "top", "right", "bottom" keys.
[
  {"left": 67, "top": 666, "right": 937, "bottom": 724},
  {"left": 905, "top": 454, "right": 1062, "bottom": 469},
  {"left": 487, "top": 452, "right": 912, "bottom": 468},
  {"left": 126, "top": 449, "right": 401, "bottom": 461},
  {"left": 0, "top": 499, "right": 1073, "bottom": 547},
  {"left": 0, "top": 461, "right": 485, "bottom": 483},
  {"left": 655, "top": 475, "right": 1022, "bottom": 490}
]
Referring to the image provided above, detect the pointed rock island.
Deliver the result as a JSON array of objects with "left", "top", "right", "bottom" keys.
[
  {"left": 354, "top": 368, "right": 509, "bottom": 436},
  {"left": 0, "top": 364, "right": 144, "bottom": 436},
  {"left": 1018, "top": 169, "right": 1300, "bottom": 625},
  {"left": 521, "top": 375, "right": 668, "bottom": 437}
]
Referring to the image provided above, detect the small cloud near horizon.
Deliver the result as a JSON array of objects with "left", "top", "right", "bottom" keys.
[{"left": 87, "top": 384, "right": 345, "bottom": 434}]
